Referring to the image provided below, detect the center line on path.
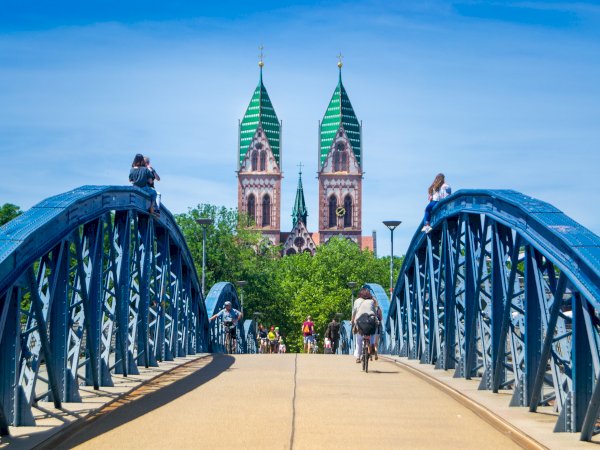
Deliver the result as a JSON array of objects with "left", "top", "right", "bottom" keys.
[{"left": 289, "top": 354, "right": 298, "bottom": 450}]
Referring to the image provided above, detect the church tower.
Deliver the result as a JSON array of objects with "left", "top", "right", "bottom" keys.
[
  {"left": 282, "top": 166, "right": 317, "bottom": 255},
  {"left": 317, "top": 58, "right": 363, "bottom": 246},
  {"left": 237, "top": 55, "right": 282, "bottom": 244}
]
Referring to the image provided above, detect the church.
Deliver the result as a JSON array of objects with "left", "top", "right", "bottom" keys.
[{"left": 236, "top": 56, "right": 375, "bottom": 256}]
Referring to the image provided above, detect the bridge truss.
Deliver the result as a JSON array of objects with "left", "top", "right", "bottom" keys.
[
  {"left": 0, "top": 186, "right": 209, "bottom": 434},
  {"left": 386, "top": 190, "right": 600, "bottom": 440}
]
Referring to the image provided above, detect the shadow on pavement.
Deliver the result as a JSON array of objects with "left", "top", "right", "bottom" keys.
[{"left": 47, "top": 354, "right": 234, "bottom": 449}]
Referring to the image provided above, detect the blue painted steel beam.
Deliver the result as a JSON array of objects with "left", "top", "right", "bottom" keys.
[
  {"left": 0, "top": 186, "right": 209, "bottom": 433},
  {"left": 386, "top": 189, "right": 600, "bottom": 441}
]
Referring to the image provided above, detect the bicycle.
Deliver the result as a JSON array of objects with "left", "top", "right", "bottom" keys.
[
  {"left": 259, "top": 337, "right": 269, "bottom": 354},
  {"left": 223, "top": 321, "right": 237, "bottom": 354},
  {"left": 361, "top": 334, "right": 371, "bottom": 372}
]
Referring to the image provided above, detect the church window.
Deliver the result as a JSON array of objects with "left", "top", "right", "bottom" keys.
[
  {"left": 286, "top": 248, "right": 297, "bottom": 256},
  {"left": 341, "top": 151, "right": 348, "bottom": 171},
  {"left": 259, "top": 151, "right": 266, "bottom": 171},
  {"left": 344, "top": 195, "right": 352, "bottom": 227},
  {"left": 294, "top": 236, "right": 305, "bottom": 247},
  {"left": 251, "top": 151, "right": 258, "bottom": 171},
  {"left": 333, "top": 152, "right": 340, "bottom": 172},
  {"left": 262, "top": 194, "right": 271, "bottom": 227},
  {"left": 247, "top": 194, "right": 256, "bottom": 224},
  {"left": 328, "top": 195, "right": 337, "bottom": 228}
]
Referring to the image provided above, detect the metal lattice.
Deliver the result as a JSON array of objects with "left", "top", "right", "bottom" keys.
[
  {"left": 386, "top": 190, "right": 600, "bottom": 440},
  {"left": 0, "top": 186, "right": 209, "bottom": 433}
]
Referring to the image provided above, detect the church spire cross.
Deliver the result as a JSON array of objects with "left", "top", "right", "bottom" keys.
[
  {"left": 258, "top": 45, "right": 265, "bottom": 81},
  {"left": 297, "top": 161, "right": 304, "bottom": 176},
  {"left": 337, "top": 52, "right": 343, "bottom": 81}
]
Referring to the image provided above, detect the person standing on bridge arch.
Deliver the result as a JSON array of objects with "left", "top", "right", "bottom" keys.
[
  {"left": 421, "top": 173, "right": 451, "bottom": 234},
  {"left": 129, "top": 153, "right": 158, "bottom": 215}
]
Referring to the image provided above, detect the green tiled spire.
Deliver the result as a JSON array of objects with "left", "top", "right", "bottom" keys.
[
  {"left": 292, "top": 166, "right": 308, "bottom": 226},
  {"left": 319, "top": 64, "right": 361, "bottom": 168},
  {"left": 239, "top": 64, "right": 281, "bottom": 167}
]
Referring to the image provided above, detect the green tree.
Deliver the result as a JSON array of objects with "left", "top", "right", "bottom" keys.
[
  {"left": 176, "top": 205, "right": 403, "bottom": 353},
  {"left": 0, "top": 203, "right": 22, "bottom": 226}
]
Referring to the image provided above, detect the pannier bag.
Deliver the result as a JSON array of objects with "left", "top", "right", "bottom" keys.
[{"left": 356, "top": 314, "right": 378, "bottom": 336}]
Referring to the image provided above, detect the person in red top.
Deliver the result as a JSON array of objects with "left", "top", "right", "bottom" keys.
[{"left": 302, "top": 315, "right": 315, "bottom": 353}]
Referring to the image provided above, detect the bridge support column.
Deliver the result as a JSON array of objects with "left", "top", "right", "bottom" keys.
[
  {"left": 115, "top": 211, "right": 132, "bottom": 376},
  {"left": 556, "top": 292, "right": 593, "bottom": 432},
  {"left": 0, "top": 288, "right": 19, "bottom": 430}
]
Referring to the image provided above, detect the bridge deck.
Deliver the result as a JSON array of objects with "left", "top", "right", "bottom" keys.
[{"left": 52, "top": 354, "right": 520, "bottom": 449}]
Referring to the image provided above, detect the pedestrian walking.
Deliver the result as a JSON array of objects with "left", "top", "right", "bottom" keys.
[
  {"left": 325, "top": 317, "right": 341, "bottom": 354},
  {"left": 302, "top": 316, "right": 315, "bottom": 353}
]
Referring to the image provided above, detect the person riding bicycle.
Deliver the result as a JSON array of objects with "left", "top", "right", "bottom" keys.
[
  {"left": 257, "top": 324, "right": 268, "bottom": 353},
  {"left": 209, "top": 301, "right": 243, "bottom": 351},
  {"left": 267, "top": 326, "right": 278, "bottom": 354},
  {"left": 351, "top": 288, "right": 378, "bottom": 363}
]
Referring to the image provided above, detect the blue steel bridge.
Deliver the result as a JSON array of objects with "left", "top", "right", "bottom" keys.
[{"left": 1, "top": 185, "right": 600, "bottom": 445}]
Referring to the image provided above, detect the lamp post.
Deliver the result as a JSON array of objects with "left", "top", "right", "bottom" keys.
[
  {"left": 195, "top": 218, "right": 214, "bottom": 297},
  {"left": 347, "top": 281, "right": 358, "bottom": 318},
  {"left": 383, "top": 220, "right": 402, "bottom": 298},
  {"left": 236, "top": 280, "right": 248, "bottom": 314}
]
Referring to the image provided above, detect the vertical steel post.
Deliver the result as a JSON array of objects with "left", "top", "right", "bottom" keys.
[
  {"left": 0, "top": 288, "right": 19, "bottom": 430},
  {"left": 136, "top": 216, "right": 152, "bottom": 368},
  {"left": 443, "top": 220, "right": 457, "bottom": 370},
  {"left": 523, "top": 246, "right": 542, "bottom": 406},
  {"left": 49, "top": 243, "right": 69, "bottom": 402},
  {"left": 114, "top": 211, "right": 131, "bottom": 376},
  {"left": 571, "top": 293, "right": 594, "bottom": 431}
]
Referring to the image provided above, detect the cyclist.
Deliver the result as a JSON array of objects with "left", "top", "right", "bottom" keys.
[
  {"left": 351, "top": 288, "right": 378, "bottom": 363},
  {"left": 209, "top": 301, "right": 243, "bottom": 352},
  {"left": 302, "top": 316, "right": 315, "bottom": 353},
  {"left": 268, "top": 326, "right": 278, "bottom": 354},
  {"left": 257, "top": 324, "right": 268, "bottom": 354}
]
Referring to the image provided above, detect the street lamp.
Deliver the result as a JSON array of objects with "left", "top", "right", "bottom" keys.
[
  {"left": 236, "top": 280, "right": 248, "bottom": 313},
  {"left": 195, "top": 217, "right": 214, "bottom": 297},
  {"left": 347, "top": 281, "right": 358, "bottom": 317},
  {"left": 383, "top": 220, "right": 402, "bottom": 298}
]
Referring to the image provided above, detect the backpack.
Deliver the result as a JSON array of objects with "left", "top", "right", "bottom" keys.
[{"left": 303, "top": 323, "right": 311, "bottom": 334}]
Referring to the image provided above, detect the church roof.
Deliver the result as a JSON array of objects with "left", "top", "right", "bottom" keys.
[
  {"left": 319, "top": 67, "right": 361, "bottom": 168},
  {"left": 292, "top": 168, "right": 308, "bottom": 227},
  {"left": 239, "top": 67, "right": 281, "bottom": 166}
]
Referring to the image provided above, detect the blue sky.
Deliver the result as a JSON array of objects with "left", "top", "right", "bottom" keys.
[{"left": 1, "top": 0, "right": 599, "bottom": 256}]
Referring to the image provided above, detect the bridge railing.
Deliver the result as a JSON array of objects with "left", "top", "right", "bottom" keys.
[
  {"left": 337, "top": 320, "right": 354, "bottom": 355},
  {"left": 0, "top": 186, "right": 209, "bottom": 434},
  {"left": 242, "top": 320, "right": 258, "bottom": 354},
  {"left": 386, "top": 189, "right": 600, "bottom": 440}
]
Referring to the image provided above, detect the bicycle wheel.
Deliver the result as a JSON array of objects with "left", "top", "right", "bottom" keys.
[{"left": 225, "top": 333, "right": 231, "bottom": 354}]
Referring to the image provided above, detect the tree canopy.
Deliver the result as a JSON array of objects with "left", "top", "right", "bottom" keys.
[
  {"left": 0, "top": 203, "right": 22, "bottom": 226},
  {"left": 176, "top": 204, "right": 402, "bottom": 352}
]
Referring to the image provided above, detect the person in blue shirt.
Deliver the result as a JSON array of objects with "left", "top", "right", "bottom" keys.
[{"left": 209, "top": 301, "right": 243, "bottom": 351}]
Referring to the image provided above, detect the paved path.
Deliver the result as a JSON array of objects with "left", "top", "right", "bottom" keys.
[{"left": 53, "top": 354, "right": 522, "bottom": 450}]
